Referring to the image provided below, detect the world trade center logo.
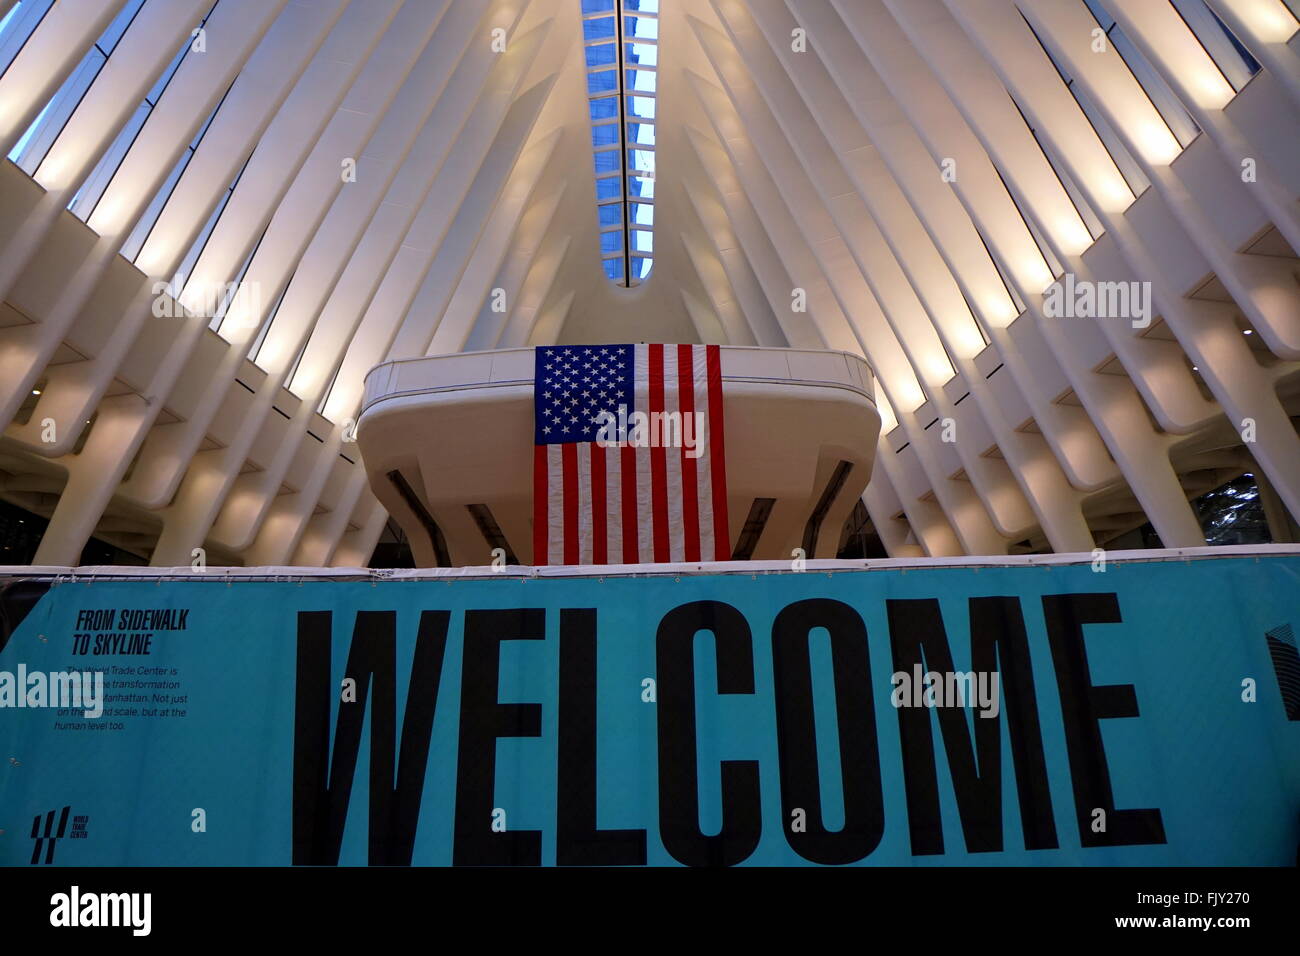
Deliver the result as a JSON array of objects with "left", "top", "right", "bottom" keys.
[{"left": 30, "top": 806, "right": 88, "bottom": 864}]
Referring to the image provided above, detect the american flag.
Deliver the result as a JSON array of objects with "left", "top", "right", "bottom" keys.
[{"left": 533, "top": 344, "right": 729, "bottom": 564}]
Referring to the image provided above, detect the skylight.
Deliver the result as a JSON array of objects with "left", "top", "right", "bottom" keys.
[{"left": 582, "top": 0, "right": 658, "bottom": 286}]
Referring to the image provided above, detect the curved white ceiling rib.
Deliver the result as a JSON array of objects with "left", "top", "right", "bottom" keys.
[{"left": 0, "top": 0, "right": 1295, "bottom": 568}]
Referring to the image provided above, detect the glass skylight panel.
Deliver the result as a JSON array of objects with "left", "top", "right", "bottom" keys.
[
  {"left": 589, "top": 97, "right": 618, "bottom": 121},
  {"left": 0, "top": 4, "right": 25, "bottom": 41},
  {"left": 587, "top": 68, "right": 617, "bottom": 96},
  {"left": 70, "top": 6, "right": 220, "bottom": 225},
  {"left": 598, "top": 205, "right": 623, "bottom": 229},
  {"left": 591, "top": 123, "right": 620, "bottom": 148},
  {"left": 594, "top": 150, "right": 620, "bottom": 176},
  {"left": 630, "top": 200, "right": 654, "bottom": 228},
  {"left": 97, "top": 0, "right": 146, "bottom": 56},
  {"left": 1171, "top": 0, "right": 1261, "bottom": 91},
  {"left": 627, "top": 95, "right": 655, "bottom": 120},
  {"left": 12, "top": 48, "right": 105, "bottom": 173},
  {"left": 0, "top": 0, "right": 55, "bottom": 79},
  {"left": 627, "top": 121, "right": 655, "bottom": 147},
  {"left": 626, "top": 42, "right": 657, "bottom": 68},
  {"left": 68, "top": 103, "right": 148, "bottom": 221},
  {"left": 627, "top": 15, "right": 658, "bottom": 40},
  {"left": 626, "top": 69, "right": 656, "bottom": 93},
  {"left": 582, "top": 0, "right": 657, "bottom": 286},
  {"left": 586, "top": 42, "right": 617, "bottom": 68},
  {"left": 583, "top": 17, "right": 617, "bottom": 42},
  {"left": 628, "top": 175, "right": 655, "bottom": 200}
]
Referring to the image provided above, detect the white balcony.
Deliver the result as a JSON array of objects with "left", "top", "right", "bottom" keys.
[{"left": 358, "top": 346, "right": 880, "bottom": 566}]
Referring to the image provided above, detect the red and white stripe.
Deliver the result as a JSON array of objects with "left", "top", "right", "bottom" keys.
[{"left": 533, "top": 343, "right": 729, "bottom": 565}]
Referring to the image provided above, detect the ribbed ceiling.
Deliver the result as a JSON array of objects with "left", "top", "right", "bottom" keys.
[{"left": 0, "top": 0, "right": 1297, "bottom": 567}]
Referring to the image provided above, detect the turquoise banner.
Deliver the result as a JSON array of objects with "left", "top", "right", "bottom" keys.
[{"left": 2, "top": 556, "right": 1298, "bottom": 866}]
